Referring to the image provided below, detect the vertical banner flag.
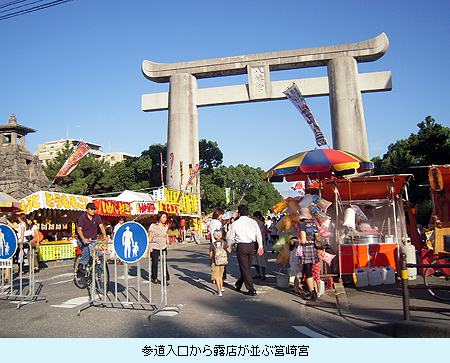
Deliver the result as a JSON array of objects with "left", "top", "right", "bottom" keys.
[
  {"left": 54, "top": 141, "right": 92, "bottom": 178},
  {"left": 160, "top": 153, "right": 164, "bottom": 186},
  {"left": 283, "top": 82, "right": 329, "bottom": 147},
  {"left": 180, "top": 161, "right": 184, "bottom": 189},
  {"left": 185, "top": 163, "right": 200, "bottom": 190},
  {"left": 170, "top": 153, "right": 174, "bottom": 180},
  {"left": 237, "top": 192, "right": 245, "bottom": 206},
  {"left": 225, "top": 188, "right": 231, "bottom": 204}
]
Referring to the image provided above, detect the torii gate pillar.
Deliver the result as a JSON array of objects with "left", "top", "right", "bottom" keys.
[
  {"left": 167, "top": 73, "right": 199, "bottom": 191},
  {"left": 328, "top": 56, "right": 369, "bottom": 158}
]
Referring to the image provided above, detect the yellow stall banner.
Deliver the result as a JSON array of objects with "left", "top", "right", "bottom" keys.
[
  {"left": 20, "top": 191, "right": 91, "bottom": 214},
  {"left": 164, "top": 188, "right": 199, "bottom": 215}
]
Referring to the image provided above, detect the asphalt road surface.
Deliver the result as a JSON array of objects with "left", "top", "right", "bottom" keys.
[{"left": 0, "top": 241, "right": 380, "bottom": 339}]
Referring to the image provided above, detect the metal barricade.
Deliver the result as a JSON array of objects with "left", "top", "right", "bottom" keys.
[
  {"left": 77, "top": 240, "right": 179, "bottom": 319},
  {"left": 400, "top": 253, "right": 450, "bottom": 320},
  {"left": 0, "top": 241, "right": 47, "bottom": 308}
]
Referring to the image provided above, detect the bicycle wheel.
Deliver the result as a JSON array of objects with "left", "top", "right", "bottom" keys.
[
  {"left": 424, "top": 257, "right": 450, "bottom": 301},
  {"left": 73, "top": 254, "right": 87, "bottom": 289},
  {"left": 94, "top": 256, "right": 110, "bottom": 295}
]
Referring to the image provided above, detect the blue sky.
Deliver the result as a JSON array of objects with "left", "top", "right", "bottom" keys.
[{"left": 1, "top": 0, "right": 449, "bottom": 196}]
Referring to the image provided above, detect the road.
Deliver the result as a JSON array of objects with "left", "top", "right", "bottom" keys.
[{"left": 0, "top": 241, "right": 381, "bottom": 339}]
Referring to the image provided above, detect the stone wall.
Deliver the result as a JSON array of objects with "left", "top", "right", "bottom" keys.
[{"left": 0, "top": 144, "right": 59, "bottom": 200}]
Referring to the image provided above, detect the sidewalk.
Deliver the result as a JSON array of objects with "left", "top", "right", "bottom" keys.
[{"left": 335, "top": 275, "right": 450, "bottom": 337}]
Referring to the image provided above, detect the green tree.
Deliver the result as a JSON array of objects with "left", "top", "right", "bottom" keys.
[
  {"left": 201, "top": 164, "right": 283, "bottom": 214},
  {"left": 108, "top": 154, "right": 153, "bottom": 192},
  {"left": 139, "top": 139, "right": 223, "bottom": 188},
  {"left": 140, "top": 143, "right": 166, "bottom": 188},
  {"left": 44, "top": 141, "right": 112, "bottom": 195},
  {"left": 199, "top": 139, "right": 223, "bottom": 175},
  {"left": 373, "top": 116, "right": 450, "bottom": 224}
]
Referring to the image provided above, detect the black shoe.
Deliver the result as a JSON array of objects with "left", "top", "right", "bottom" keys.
[
  {"left": 165, "top": 281, "right": 170, "bottom": 286},
  {"left": 244, "top": 290, "right": 257, "bottom": 296},
  {"left": 253, "top": 275, "right": 262, "bottom": 279},
  {"left": 151, "top": 279, "right": 159, "bottom": 284},
  {"left": 261, "top": 276, "right": 266, "bottom": 280},
  {"left": 235, "top": 281, "right": 242, "bottom": 292},
  {"left": 311, "top": 289, "right": 318, "bottom": 300}
]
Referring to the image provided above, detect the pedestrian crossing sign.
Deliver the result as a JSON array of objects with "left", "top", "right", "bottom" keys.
[{"left": 112, "top": 222, "right": 148, "bottom": 263}]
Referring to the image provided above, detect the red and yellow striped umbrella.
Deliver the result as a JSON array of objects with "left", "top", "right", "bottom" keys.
[{"left": 264, "top": 148, "right": 374, "bottom": 182}]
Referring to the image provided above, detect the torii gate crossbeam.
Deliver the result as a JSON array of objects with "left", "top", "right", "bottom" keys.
[{"left": 141, "top": 33, "right": 392, "bottom": 201}]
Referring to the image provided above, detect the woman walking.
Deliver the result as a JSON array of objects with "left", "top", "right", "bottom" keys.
[
  {"left": 148, "top": 211, "right": 170, "bottom": 285},
  {"left": 209, "top": 208, "right": 227, "bottom": 284},
  {"left": 16, "top": 213, "right": 27, "bottom": 273},
  {"left": 252, "top": 211, "right": 268, "bottom": 280}
]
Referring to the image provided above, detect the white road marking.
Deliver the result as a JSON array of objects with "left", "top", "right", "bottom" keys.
[
  {"left": 292, "top": 326, "right": 328, "bottom": 338},
  {"left": 51, "top": 296, "right": 90, "bottom": 308},
  {"left": 48, "top": 279, "right": 73, "bottom": 285}
]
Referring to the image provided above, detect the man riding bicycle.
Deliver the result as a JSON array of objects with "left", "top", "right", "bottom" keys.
[{"left": 77, "top": 202, "right": 109, "bottom": 273}]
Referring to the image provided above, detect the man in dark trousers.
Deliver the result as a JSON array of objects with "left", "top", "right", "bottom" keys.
[{"left": 226, "top": 205, "right": 263, "bottom": 296}]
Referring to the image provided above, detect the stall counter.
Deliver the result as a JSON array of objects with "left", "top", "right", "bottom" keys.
[
  {"left": 339, "top": 243, "right": 398, "bottom": 274},
  {"left": 39, "top": 240, "right": 75, "bottom": 261}
]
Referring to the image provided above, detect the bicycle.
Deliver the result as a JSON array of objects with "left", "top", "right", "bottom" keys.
[
  {"left": 423, "top": 255, "right": 450, "bottom": 301},
  {"left": 73, "top": 240, "right": 110, "bottom": 295}
]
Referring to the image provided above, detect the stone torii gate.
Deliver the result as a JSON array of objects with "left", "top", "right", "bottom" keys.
[{"left": 141, "top": 33, "right": 391, "bottom": 193}]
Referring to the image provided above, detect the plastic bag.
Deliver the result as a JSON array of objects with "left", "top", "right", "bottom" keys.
[
  {"left": 311, "top": 206, "right": 331, "bottom": 229},
  {"left": 275, "top": 243, "right": 290, "bottom": 265},
  {"left": 272, "top": 233, "right": 293, "bottom": 252},
  {"left": 312, "top": 194, "right": 332, "bottom": 213}
]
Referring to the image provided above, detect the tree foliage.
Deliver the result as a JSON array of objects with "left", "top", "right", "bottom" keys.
[
  {"left": 43, "top": 139, "right": 282, "bottom": 215},
  {"left": 200, "top": 164, "right": 283, "bottom": 215},
  {"left": 373, "top": 116, "right": 450, "bottom": 224},
  {"left": 108, "top": 154, "right": 153, "bottom": 192}
]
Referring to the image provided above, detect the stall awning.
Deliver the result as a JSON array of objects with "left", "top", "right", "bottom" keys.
[
  {"left": 20, "top": 191, "right": 92, "bottom": 214},
  {"left": 158, "top": 200, "right": 180, "bottom": 215},
  {"left": 93, "top": 199, "right": 132, "bottom": 216},
  {"left": 179, "top": 213, "right": 201, "bottom": 218},
  {"left": 108, "top": 190, "right": 154, "bottom": 202},
  {"left": 320, "top": 174, "right": 413, "bottom": 201},
  {"left": 0, "top": 192, "right": 21, "bottom": 211}
]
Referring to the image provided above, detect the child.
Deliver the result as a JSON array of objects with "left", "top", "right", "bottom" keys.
[
  {"left": 209, "top": 230, "right": 231, "bottom": 296},
  {"left": 289, "top": 236, "right": 303, "bottom": 294}
]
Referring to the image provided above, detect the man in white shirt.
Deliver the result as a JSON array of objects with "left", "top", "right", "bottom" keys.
[{"left": 226, "top": 205, "right": 263, "bottom": 296}]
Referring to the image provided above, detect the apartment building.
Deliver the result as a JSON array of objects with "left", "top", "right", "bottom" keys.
[{"left": 34, "top": 139, "right": 137, "bottom": 166}]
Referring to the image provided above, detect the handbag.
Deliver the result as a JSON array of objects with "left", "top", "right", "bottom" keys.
[{"left": 314, "top": 229, "right": 325, "bottom": 250}]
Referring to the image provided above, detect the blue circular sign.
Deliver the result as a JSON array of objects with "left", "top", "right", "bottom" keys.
[
  {"left": 113, "top": 222, "right": 148, "bottom": 263},
  {"left": 0, "top": 224, "right": 18, "bottom": 260}
]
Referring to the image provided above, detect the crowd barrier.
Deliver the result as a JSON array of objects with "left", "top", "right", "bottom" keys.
[
  {"left": 0, "top": 241, "right": 48, "bottom": 308},
  {"left": 77, "top": 241, "right": 179, "bottom": 319}
]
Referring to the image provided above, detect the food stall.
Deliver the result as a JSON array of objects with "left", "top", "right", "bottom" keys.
[
  {"left": 319, "top": 174, "right": 413, "bottom": 277},
  {"left": 20, "top": 191, "right": 92, "bottom": 261},
  {"left": 163, "top": 188, "right": 201, "bottom": 243}
]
